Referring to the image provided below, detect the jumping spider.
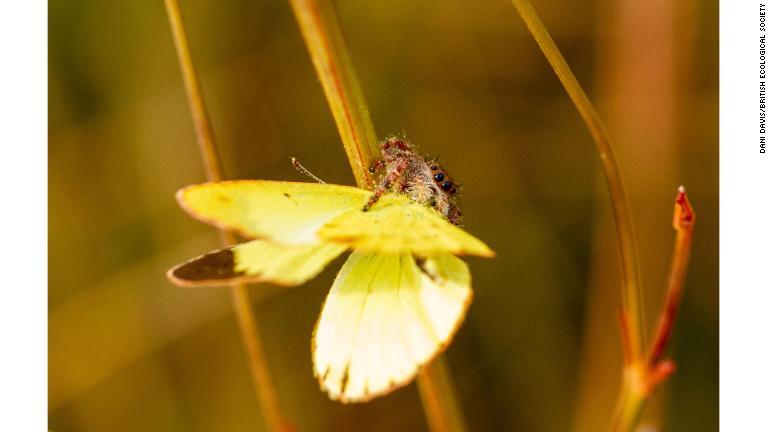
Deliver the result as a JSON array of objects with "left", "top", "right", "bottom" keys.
[{"left": 364, "top": 137, "right": 462, "bottom": 225}]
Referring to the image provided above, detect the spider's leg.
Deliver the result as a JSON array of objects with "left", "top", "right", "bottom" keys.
[
  {"left": 363, "top": 158, "right": 408, "bottom": 211},
  {"left": 291, "top": 157, "right": 326, "bottom": 184}
]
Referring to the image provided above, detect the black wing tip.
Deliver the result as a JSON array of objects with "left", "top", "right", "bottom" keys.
[{"left": 168, "top": 248, "right": 246, "bottom": 286}]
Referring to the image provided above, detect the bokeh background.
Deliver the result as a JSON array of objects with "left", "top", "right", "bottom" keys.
[{"left": 49, "top": 0, "right": 718, "bottom": 430}]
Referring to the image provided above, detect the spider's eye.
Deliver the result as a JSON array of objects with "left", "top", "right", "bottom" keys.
[
  {"left": 430, "top": 165, "right": 438, "bottom": 170},
  {"left": 441, "top": 181, "right": 452, "bottom": 191},
  {"left": 450, "top": 187, "right": 456, "bottom": 194},
  {"left": 434, "top": 172, "right": 445, "bottom": 182}
]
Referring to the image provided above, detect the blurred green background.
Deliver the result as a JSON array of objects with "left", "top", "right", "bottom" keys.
[{"left": 49, "top": 0, "right": 718, "bottom": 430}]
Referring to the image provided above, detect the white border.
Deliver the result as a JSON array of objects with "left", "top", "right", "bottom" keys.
[
  {"left": 721, "top": 1, "right": 768, "bottom": 429},
  {"left": 0, "top": 1, "right": 47, "bottom": 429}
]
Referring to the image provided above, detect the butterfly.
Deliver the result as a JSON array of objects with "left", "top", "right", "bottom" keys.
[{"left": 168, "top": 138, "right": 494, "bottom": 402}]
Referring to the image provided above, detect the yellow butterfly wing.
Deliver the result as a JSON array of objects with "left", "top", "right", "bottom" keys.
[
  {"left": 177, "top": 181, "right": 370, "bottom": 244},
  {"left": 168, "top": 240, "right": 347, "bottom": 287},
  {"left": 317, "top": 194, "right": 495, "bottom": 257},
  {"left": 312, "top": 251, "right": 472, "bottom": 403}
]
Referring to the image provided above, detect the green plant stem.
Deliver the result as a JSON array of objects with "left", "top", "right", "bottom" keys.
[
  {"left": 288, "top": 0, "right": 379, "bottom": 188},
  {"left": 509, "top": 0, "right": 645, "bottom": 361},
  {"left": 163, "top": 1, "right": 290, "bottom": 431},
  {"left": 286, "top": 1, "right": 467, "bottom": 430},
  {"left": 610, "top": 377, "right": 647, "bottom": 432},
  {"left": 509, "top": 5, "right": 696, "bottom": 429},
  {"left": 508, "top": 1, "right": 657, "bottom": 430}
]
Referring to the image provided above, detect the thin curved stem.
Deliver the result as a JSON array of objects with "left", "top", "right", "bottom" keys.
[
  {"left": 163, "top": 1, "right": 290, "bottom": 430},
  {"left": 509, "top": 0, "right": 645, "bottom": 363},
  {"left": 509, "top": 3, "right": 696, "bottom": 431}
]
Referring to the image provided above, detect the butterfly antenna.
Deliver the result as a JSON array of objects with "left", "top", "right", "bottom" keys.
[{"left": 291, "top": 157, "right": 326, "bottom": 184}]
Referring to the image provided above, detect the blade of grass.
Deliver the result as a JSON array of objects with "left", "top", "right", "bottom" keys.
[
  {"left": 163, "top": 1, "right": 291, "bottom": 430},
  {"left": 508, "top": 2, "right": 696, "bottom": 430},
  {"left": 286, "top": 1, "right": 467, "bottom": 430},
  {"left": 573, "top": 0, "right": 682, "bottom": 428},
  {"left": 509, "top": 0, "right": 645, "bottom": 361}
]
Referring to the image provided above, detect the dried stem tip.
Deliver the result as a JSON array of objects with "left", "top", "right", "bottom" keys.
[{"left": 673, "top": 186, "right": 696, "bottom": 230}]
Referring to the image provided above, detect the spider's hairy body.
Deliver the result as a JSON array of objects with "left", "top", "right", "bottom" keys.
[{"left": 365, "top": 137, "right": 462, "bottom": 225}]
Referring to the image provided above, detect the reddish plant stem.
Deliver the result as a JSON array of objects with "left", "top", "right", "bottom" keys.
[
  {"left": 617, "top": 311, "right": 634, "bottom": 366},
  {"left": 610, "top": 188, "right": 695, "bottom": 431},
  {"left": 648, "top": 187, "right": 695, "bottom": 368}
]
